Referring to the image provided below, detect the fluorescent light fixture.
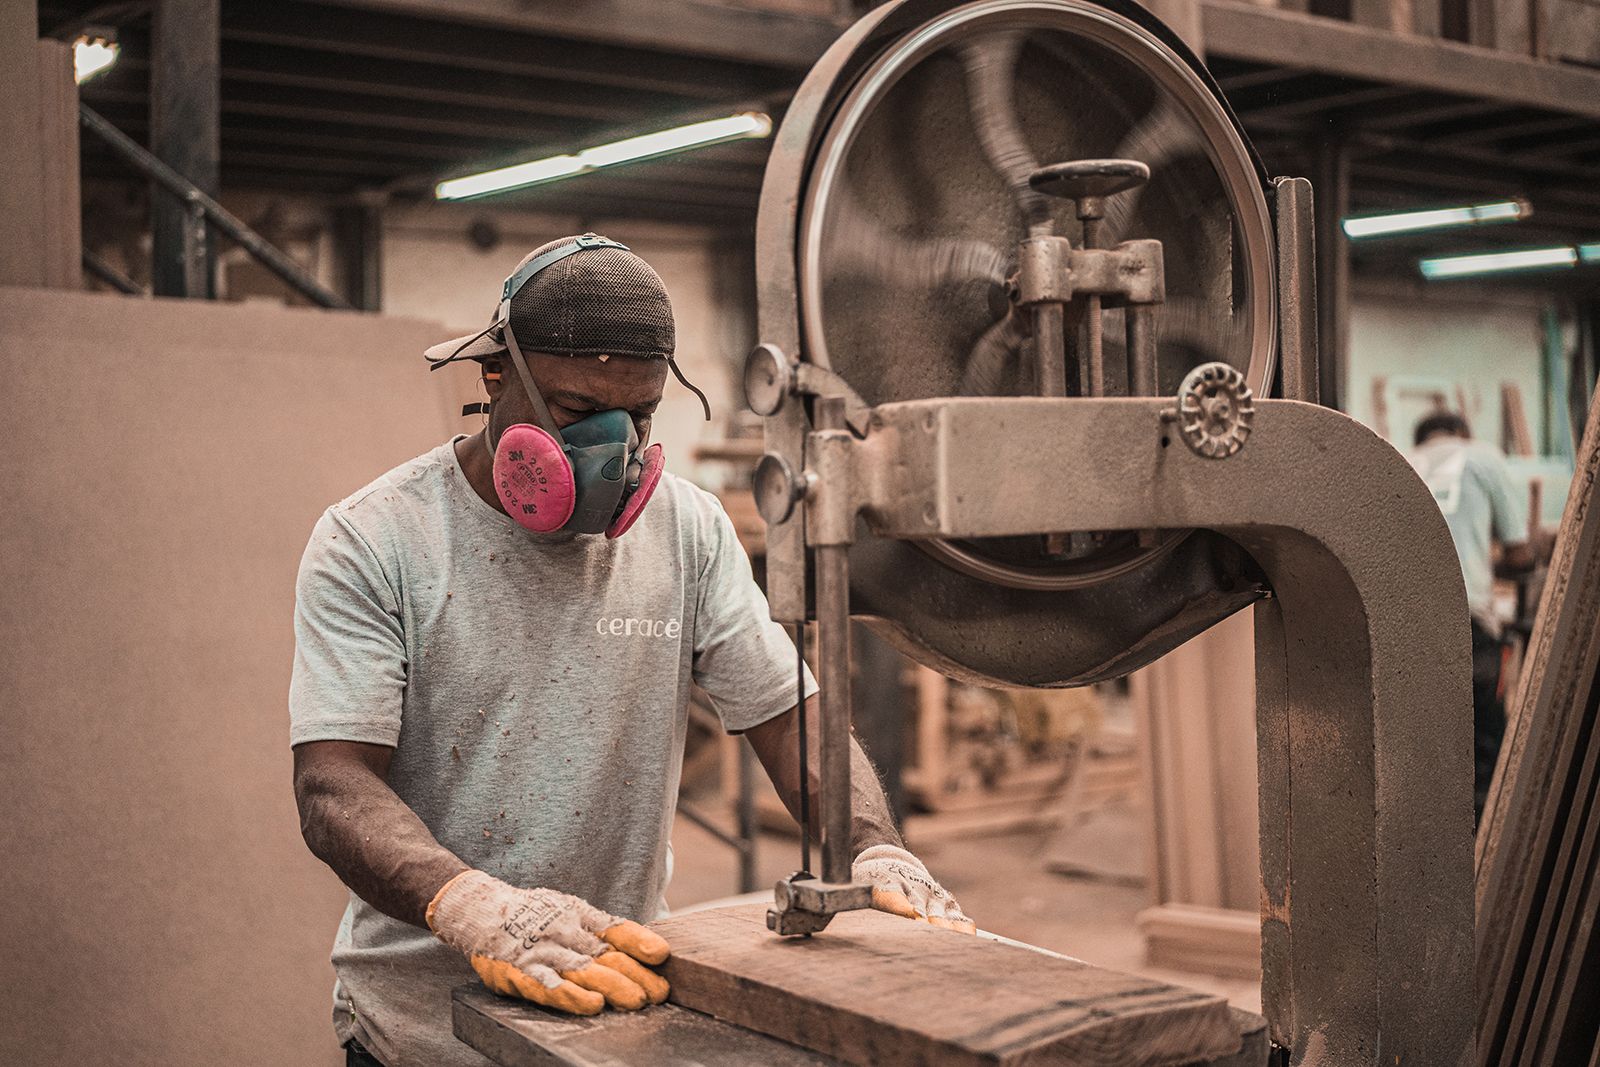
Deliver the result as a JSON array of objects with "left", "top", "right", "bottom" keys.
[
  {"left": 1581, "top": 243, "right": 1600, "bottom": 264},
  {"left": 73, "top": 36, "right": 119, "bottom": 84},
  {"left": 437, "top": 111, "right": 774, "bottom": 201},
  {"left": 1420, "top": 245, "right": 1577, "bottom": 280},
  {"left": 1343, "top": 199, "right": 1528, "bottom": 239}
]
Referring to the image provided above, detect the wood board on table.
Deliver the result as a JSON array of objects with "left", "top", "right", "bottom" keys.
[
  {"left": 453, "top": 984, "right": 839, "bottom": 1066},
  {"left": 650, "top": 904, "right": 1244, "bottom": 1067}
]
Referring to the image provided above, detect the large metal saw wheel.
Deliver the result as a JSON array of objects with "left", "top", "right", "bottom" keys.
[
  {"left": 759, "top": 0, "right": 1274, "bottom": 685},
  {"left": 802, "top": 0, "right": 1274, "bottom": 591}
]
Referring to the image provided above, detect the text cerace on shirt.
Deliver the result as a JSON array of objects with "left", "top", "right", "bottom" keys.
[{"left": 595, "top": 616, "right": 682, "bottom": 638}]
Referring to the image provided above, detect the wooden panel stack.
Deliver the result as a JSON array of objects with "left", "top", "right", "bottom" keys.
[{"left": 1476, "top": 385, "right": 1600, "bottom": 1067}]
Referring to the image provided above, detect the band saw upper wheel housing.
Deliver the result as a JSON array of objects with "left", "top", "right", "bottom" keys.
[{"left": 757, "top": 0, "right": 1279, "bottom": 686}]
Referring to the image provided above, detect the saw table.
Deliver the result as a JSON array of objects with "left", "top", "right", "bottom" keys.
[{"left": 456, "top": 0, "right": 1475, "bottom": 1062}]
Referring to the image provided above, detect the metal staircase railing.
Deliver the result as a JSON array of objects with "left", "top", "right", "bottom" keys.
[{"left": 79, "top": 104, "right": 352, "bottom": 310}]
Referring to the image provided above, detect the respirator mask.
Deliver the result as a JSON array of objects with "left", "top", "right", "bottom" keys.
[
  {"left": 427, "top": 234, "right": 710, "bottom": 538},
  {"left": 491, "top": 319, "right": 665, "bottom": 538}
]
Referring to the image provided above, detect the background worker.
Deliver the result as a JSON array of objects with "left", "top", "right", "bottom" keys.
[
  {"left": 289, "top": 235, "right": 971, "bottom": 1067},
  {"left": 1409, "top": 410, "right": 1552, "bottom": 822}
]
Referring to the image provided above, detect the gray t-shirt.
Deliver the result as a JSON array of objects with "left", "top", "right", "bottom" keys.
[
  {"left": 290, "top": 437, "right": 810, "bottom": 1067},
  {"left": 1408, "top": 435, "right": 1526, "bottom": 634}
]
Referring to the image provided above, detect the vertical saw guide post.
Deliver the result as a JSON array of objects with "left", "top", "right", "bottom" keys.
[{"left": 748, "top": 1, "right": 1476, "bottom": 1064}]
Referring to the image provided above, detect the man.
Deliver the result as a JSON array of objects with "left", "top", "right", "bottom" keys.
[
  {"left": 1408, "top": 410, "right": 1550, "bottom": 822},
  {"left": 290, "top": 234, "right": 971, "bottom": 1067}
]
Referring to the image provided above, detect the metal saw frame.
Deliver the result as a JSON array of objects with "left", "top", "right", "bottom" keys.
[{"left": 750, "top": 1, "right": 1475, "bottom": 1063}]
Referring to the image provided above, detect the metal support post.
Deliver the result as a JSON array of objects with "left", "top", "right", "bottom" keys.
[
  {"left": 150, "top": 0, "right": 218, "bottom": 299},
  {"left": 813, "top": 395, "right": 854, "bottom": 884},
  {"left": 1081, "top": 215, "right": 1105, "bottom": 397},
  {"left": 1312, "top": 139, "right": 1349, "bottom": 410},
  {"left": 1127, "top": 307, "right": 1157, "bottom": 395},
  {"left": 1031, "top": 304, "right": 1066, "bottom": 398},
  {"left": 1272, "top": 178, "right": 1320, "bottom": 405},
  {"left": 335, "top": 201, "right": 384, "bottom": 311}
]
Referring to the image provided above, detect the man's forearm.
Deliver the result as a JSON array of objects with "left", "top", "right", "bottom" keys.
[
  {"left": 746, "top": 698, "right": 904, "bottom": 859},
  {"left": 845, "top": 736, "right": 904, "bottom": 856},
  {"left": 294, "top": 746, "right": 468, "bottom": 928}
]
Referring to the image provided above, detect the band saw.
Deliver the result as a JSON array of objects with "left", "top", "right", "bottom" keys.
[{"left": 454, "top": 2, "right": 1476, "bottom": 1063}]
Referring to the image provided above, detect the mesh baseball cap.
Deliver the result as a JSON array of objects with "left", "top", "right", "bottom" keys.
[{"left": 425, "top": 233, "right": 709, "bottom": 417}]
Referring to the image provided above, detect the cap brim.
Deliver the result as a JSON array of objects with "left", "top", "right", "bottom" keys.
[{"left": 424, "top": 323, "right": 506, "bottom": 368}]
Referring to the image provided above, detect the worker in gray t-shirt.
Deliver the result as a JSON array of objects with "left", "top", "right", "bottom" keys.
[
  {"left": 1408, "top": 411, "right": 1550, "bottom": 823},
  {"left": 290, "top": 235, "right": 972, "bottom": 1067}
]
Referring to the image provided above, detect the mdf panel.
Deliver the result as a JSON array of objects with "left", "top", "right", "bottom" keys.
[{"left": 0, "top": 288, "right": 469, "bottom": 1066}]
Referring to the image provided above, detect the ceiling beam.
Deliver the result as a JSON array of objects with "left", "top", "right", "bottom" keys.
[
  {"left": 213, "top": 44, "right": 716, "bottom": 125},
  {"left": 1215, "top": 66, "right": 1308, "bottom": 93},
  {"left": 1233, "top": 82, "right": 1409, "bottom": 124},
  {"left": 101, "top": 33, "right": 755, "bottom": 123},
  {"left": 1354, "top": 97, "right": 1508, "bottom": 133},
  {"left": 1355, "top": 130, "right": 1600, "bottom": 185},
  {"left": 223, "top": 1, "right": 785, "bottom": 100},
  {"left": 86, "top": 81, "right": 589, "bottom": 142},
  {"left": 1426, "top": 113, "right": 1591, "bottom": 148},
  {"left": 310, "top": 0, "right": 845, "bottom": 69},
  {"left": 1202, "top": 2, "right": 1600, "bottom": 120}
]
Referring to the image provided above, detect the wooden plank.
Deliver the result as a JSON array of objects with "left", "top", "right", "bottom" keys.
[
  {"left": 651, "top": 905, "right": 1242, "bottom": 1067},
  {"left": 1528, "top": 768, "right": 1600, "bottom": 1067},
  {"left": 1503, "top": 382, "right": 1535, "bottom": 457},
  {"left": 453, "top": 985, "right": 839, "bottom": 1067},
  {"left": 454, "top": 987, "right": 1270, "bottom": 1067},
  {"left": 1476, "top": 385, "right": 1600, "bottom": 1066},
  {"left": 1136, "top": 904, "right": 1262, "bottom": 981}
]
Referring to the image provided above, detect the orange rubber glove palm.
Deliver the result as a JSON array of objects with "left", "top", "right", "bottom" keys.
[{"left": 426, "top": 869, "right": 670, "bottom": 1015}]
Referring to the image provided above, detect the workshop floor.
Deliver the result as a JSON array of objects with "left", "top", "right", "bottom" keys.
[{"left": 665, "top": 814, "right": 1263, "bottom": 1016}]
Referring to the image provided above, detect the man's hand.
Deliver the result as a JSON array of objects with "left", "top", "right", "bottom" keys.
[
  {"left": 427, "top": 870, "right": 670, "bottom": 1015},
  {"left": 853, "top": 845, "right": 976, "bottom": 934}
]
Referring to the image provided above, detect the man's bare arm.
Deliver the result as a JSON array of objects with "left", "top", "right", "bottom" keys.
[
  {"left": 293, "top": 740, "right": 469, "bottom": 928},
  {"left": 743, "top": 695, "right": 903, "bottom": 858}
]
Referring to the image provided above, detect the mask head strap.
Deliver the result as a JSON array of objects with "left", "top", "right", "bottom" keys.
[
  {"left": 484, "top": 235, "right": 629, "bottom": 443},
  {"left": 497, "top": 234, "right": 630, "bottom": 322},
  {"left": 668, "top": 357, "right": 712, "bottom": 421},
  {"left": 502, "top": 321, "right": 566, "bottom": 445}
]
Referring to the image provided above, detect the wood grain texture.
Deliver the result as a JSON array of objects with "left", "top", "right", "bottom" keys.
[
  {"left": 453, "top": 985, "right": 838, "bottom": 1067},
  {"left": 651, "top": 905, "right": 1242, "bottom": 1067},
  {"left": 1477, "top": 384, "right": 1600, "bottom": 1067}
]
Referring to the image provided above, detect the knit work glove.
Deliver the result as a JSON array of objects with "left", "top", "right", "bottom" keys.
[
  {"left": 426, "top": 869, "right": 670, "bottom": 1015},
  {"left": 852, "top": 844, "right": 977, "bottom": 934}
]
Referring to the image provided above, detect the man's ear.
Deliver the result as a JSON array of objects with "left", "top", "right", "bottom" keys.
[{"left": 481, "top": 360, "right": 504, "bottom": 401}]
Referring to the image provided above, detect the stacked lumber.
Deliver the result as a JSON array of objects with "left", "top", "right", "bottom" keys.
[{"left": 1476, "top": 386, "right": 1600, "bottom": 1067}]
